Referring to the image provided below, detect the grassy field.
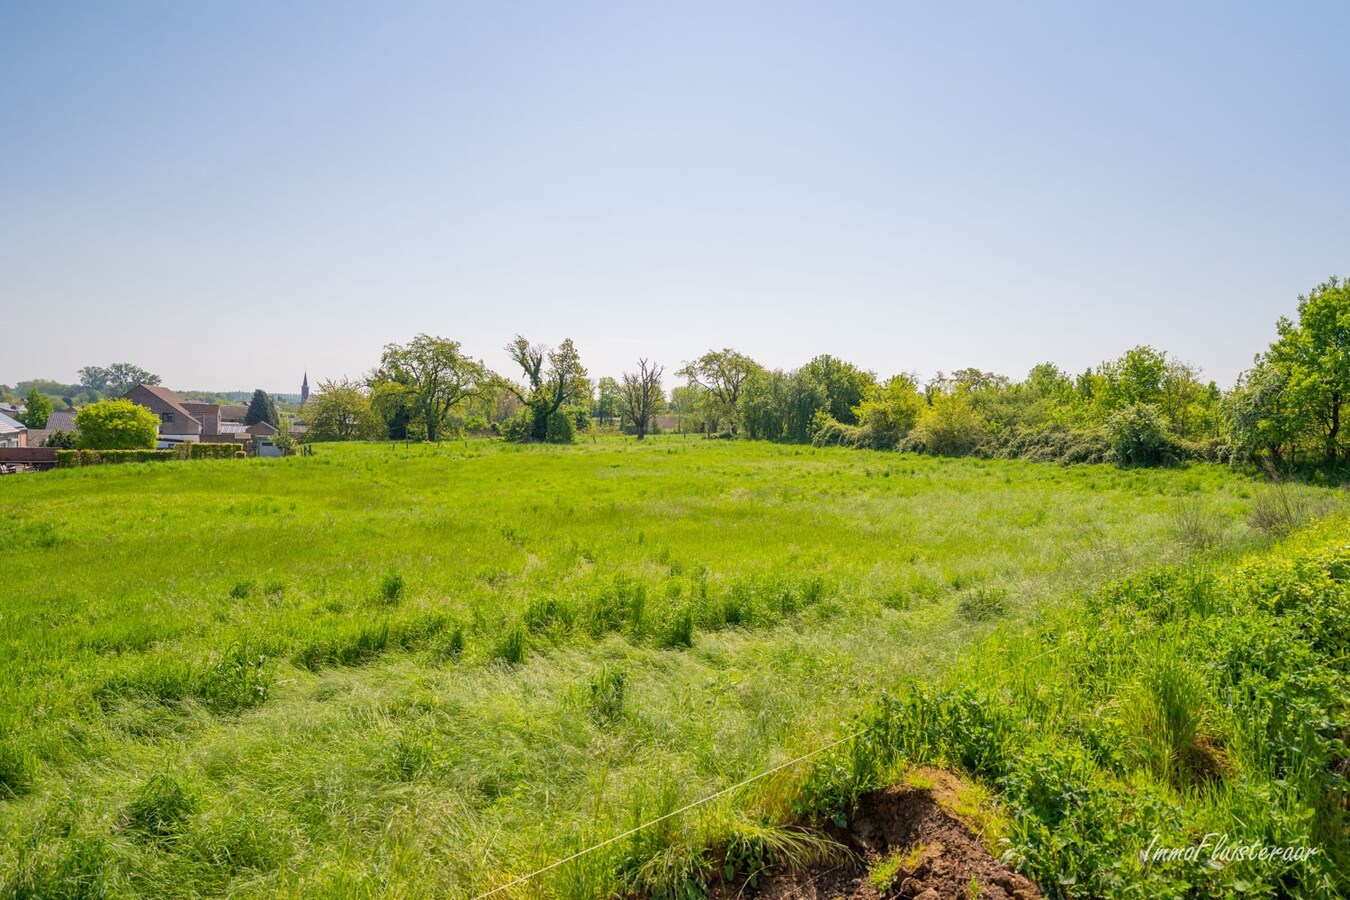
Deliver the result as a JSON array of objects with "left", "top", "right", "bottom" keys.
[{"left": 0, "top": 437, "right": 1341, "bottom": 898}]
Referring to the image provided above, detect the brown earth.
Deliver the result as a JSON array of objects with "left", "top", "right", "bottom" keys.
[{"left": 716, "top": 769, "right": 1040, "bottom": 900}]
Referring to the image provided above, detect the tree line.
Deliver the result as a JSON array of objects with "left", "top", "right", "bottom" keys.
[{"left": 301, "top": 278, "right": 1347, "bottom": 475}]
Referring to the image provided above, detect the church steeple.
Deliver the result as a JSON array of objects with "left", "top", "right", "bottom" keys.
[{"left": 301, "top": 372, "right": 310, "bottom": 405}]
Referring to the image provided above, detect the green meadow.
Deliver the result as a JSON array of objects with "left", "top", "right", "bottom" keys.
[{"left": 0, "top": 438, "right": 1343, "bottom": 898}]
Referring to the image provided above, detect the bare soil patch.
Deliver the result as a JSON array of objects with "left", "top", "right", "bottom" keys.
[{"left": 720, "top": 769, "right": 1040, "bottom": 900}]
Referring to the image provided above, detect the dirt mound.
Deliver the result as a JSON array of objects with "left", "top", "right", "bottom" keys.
[{"left": 722, "top": 769, "right": 1040, "bottom": 900}]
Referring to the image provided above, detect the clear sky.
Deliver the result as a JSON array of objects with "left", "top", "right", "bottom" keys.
[{"left": 2, "top": 1, "right": 1346, "bottom": 394}]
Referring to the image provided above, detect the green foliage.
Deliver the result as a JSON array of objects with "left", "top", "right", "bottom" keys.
[
  {"left": 55, "top": 448, "right": 176, "bottom": 466},
  {"left": 78, "top": 362, "right": 161, "bottom": 397},
  {"left": 1107, "top": 403, "right": 1178, "bottom": 466},
  {"left": 74, "top": 399, "right": 159, "bottom": 450},
  {"left": 371, "top": 335, "right": 489, "bottom": 442},
  {"left": 243, "top": 389, "right": 280, "bottom": 429},
  {"left": 505, "top": 335, "right": 588, "bottom": 442},
  {"left": 1265, "top": 276, "right": 1350, "bottom": 469},
  {"left": 19, "top": 387, "right": 52, "bottom": 429},
  {"left": 41, "top": 428, "right": 78, "bottom": 449},
  {"left": 307, "top": 378, "right": 382, "bottom": 441},
  {"left": 677, "top": 348, "right": 762, "bottom": 433},
  {"left": 187, "top": 442, "right": 244, "bottom": 460},
  {"left": 797, "top": 520, "right": 1350, "bottom": 898},
  {"left": 908, "top": 388, "right": 985, "bottom": 455}
]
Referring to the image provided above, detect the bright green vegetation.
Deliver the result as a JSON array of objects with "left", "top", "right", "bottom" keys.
[
  {"left": 0, "top": 438, "right": 1341, "bottom": 898},
  {"left": 801, "top": 516, "right": 1350, "bottom": 899}
]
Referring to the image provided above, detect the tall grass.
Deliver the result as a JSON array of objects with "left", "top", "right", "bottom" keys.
[{"left": 0, "top": 437, "right": 1338, "bottom": 897}]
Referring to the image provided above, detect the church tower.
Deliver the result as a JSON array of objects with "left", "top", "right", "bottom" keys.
[{"left": 301, "top": 372, "right": 310, "bottom": 405}]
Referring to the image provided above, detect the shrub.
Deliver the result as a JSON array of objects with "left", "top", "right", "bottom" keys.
[
  {"left": 74, "top": 399, "right": 159, "bottom": 450},
  {"left": 41, "top": 429, "right": 78, "bottom": 449},
  {"left": 908, "top": 390, "right": 985, "bottom": 456},
  {"left": 1107, "top": 402, "right": 1179, "bottom": 467},
  {"left": 188, "top": 442, "right": 244, "bottom": 460},
  {"left": 546, "top": 407, "right": 577, "bottom": 443},
  {"left": 56, "top": 448, "right": 177, "bottom": 467},
  {"left": 500, "top": 410, "right": 533, "bottom": 443}
]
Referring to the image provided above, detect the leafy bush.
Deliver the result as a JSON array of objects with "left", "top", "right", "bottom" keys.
[
  {"left": 546, "top": 407, "right": 577, "bottom": 443},
  {"left": 74, "top": 399, "right": 160, "bottom": 450},
  {"left": 55, "top": 448, "right": 177, "bottom": 467},
  {"left": 907, "top": 390, "right": 986, "bottom": 456},
  {"left": 1107, "top": 402, "right": 1179, "bottom": 467},
  {"left": 188, "top": 442, "right": 243, "bottom": 459},
  {"left": 41, "top": 429, "right": 77, "bottom": 449},
  {"left": 500, "top": 409, "right": 533, "bottom": 443}
]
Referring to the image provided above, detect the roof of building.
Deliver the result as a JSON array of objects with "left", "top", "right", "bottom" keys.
[
  {"left": 43, "top": 410, "right": 77, "bottom": 431},
  {"left": 0, "top": 412, "right": 25, "bottom": 433},
  {"left": 125, "top": 384, "right": 201, "bottom": 429},
  {"left": 216, "top": 423, "right": 247, "bottom": 434}
]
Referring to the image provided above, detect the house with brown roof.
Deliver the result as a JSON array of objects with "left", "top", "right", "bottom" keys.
[
  {"left": 123, "top": 385, "right": 291, "bottom": 455},
  {"left": 26, "top": 410, "right": 77, "bottom": 448},
  {"left": 123, "top": 384, "right": 203, "bottom": 446}
]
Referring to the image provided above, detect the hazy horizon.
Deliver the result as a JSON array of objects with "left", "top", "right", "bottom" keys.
[{"left": 4, "top": 1, "right": 1347, "bottom": 393}]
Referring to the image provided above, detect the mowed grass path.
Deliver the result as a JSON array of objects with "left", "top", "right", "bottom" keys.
[{"left": 0, "top": 438, "right": 1301, "bottom": 897}]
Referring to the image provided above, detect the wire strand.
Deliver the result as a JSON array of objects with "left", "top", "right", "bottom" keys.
[{"left": 471, "top": 639, "right": 1065, "bottom": 899}]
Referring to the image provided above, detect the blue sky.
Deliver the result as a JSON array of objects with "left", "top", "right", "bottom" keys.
[{"left": 2, "top": 1, "right": 1346, "bottom": 393}]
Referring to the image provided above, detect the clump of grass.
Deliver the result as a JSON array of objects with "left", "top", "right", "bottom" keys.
[
  {"left": 10, "top": 833, "right": 109, "bottom": 898},
  {"left": 494, "top": 622, "right": 526, "bottom": 665},
  {"left": 377, "top": 571, "right": 405, "bottom": 605},
  {"left": 389, "top": 729, "right": 436, "bottom": 781},
  {"left": 659, "top": 609, "right": 695, "bottom": 649},
  {"left": 124, "top": 773, "right": 198, "bottom": 839},
  {"left": 958, "top": 586, "right": 1008, "bottom": 621},
  {"left": 587, "top": 664, "right": 627, "bottom": 726},
  {"left": 526, "top": 596, "right": 575, "bottom": 633},
  {"left": 228, "top": 580, "right": 255, "bottom": 599},
  {"left": 434, "top": 624, "right": 465, "bottom": 661},
  {"left": 196, "top": 645, "right": 273, "bottom": 713},
  {"left": 293, "top": 622, "right": 390, "bottom": 670},
  {"left": 0, "top": 741, "right": 37, "bottom": 798},
  {"left": 1171, "top": 496, "right": 1223, "bottom": 551},
  {"left": 868, "top": 846, "right": 923, "bottom": 893}
]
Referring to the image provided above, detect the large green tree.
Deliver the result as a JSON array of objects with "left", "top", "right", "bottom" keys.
[
  {"left": 1266, "top": 277, "right": 1350, "bottom": 467},
  {"left": 244, "top": 389, "right": 280, "bottom": 428},
  {"left": 78, "top": 363, "right": 161, "bottom": 397},
  {"left": 676, "top": 349, "right": 762, "bottom": 432},
  {"left": 504, "top": 336, "right": 588, "bottom": 442},
  {"left": 308, "top": 379, "right": 381, "bottom": 441},
  {"left": 800, "top": 355, "right": 875, "bottom": 424},
  {"left": 373, "top": 335, "right": 488, "bottom": 442},
  {"left": 74, "top": 399, "right": 159, "bottom": 449},
  {"left": 19, "top": 388, "right": 51, "bottom": 430}
]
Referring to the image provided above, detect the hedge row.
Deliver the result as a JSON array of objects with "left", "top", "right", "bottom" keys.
[
  {"left": 54, "top": 443, "right": 246, "bottom": 468},
  {"left": 188, "top": 443, "right": 246, "bottom": 460},
  {"left": 55, "top": 449, "right": 176, "bottom": 468}
]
